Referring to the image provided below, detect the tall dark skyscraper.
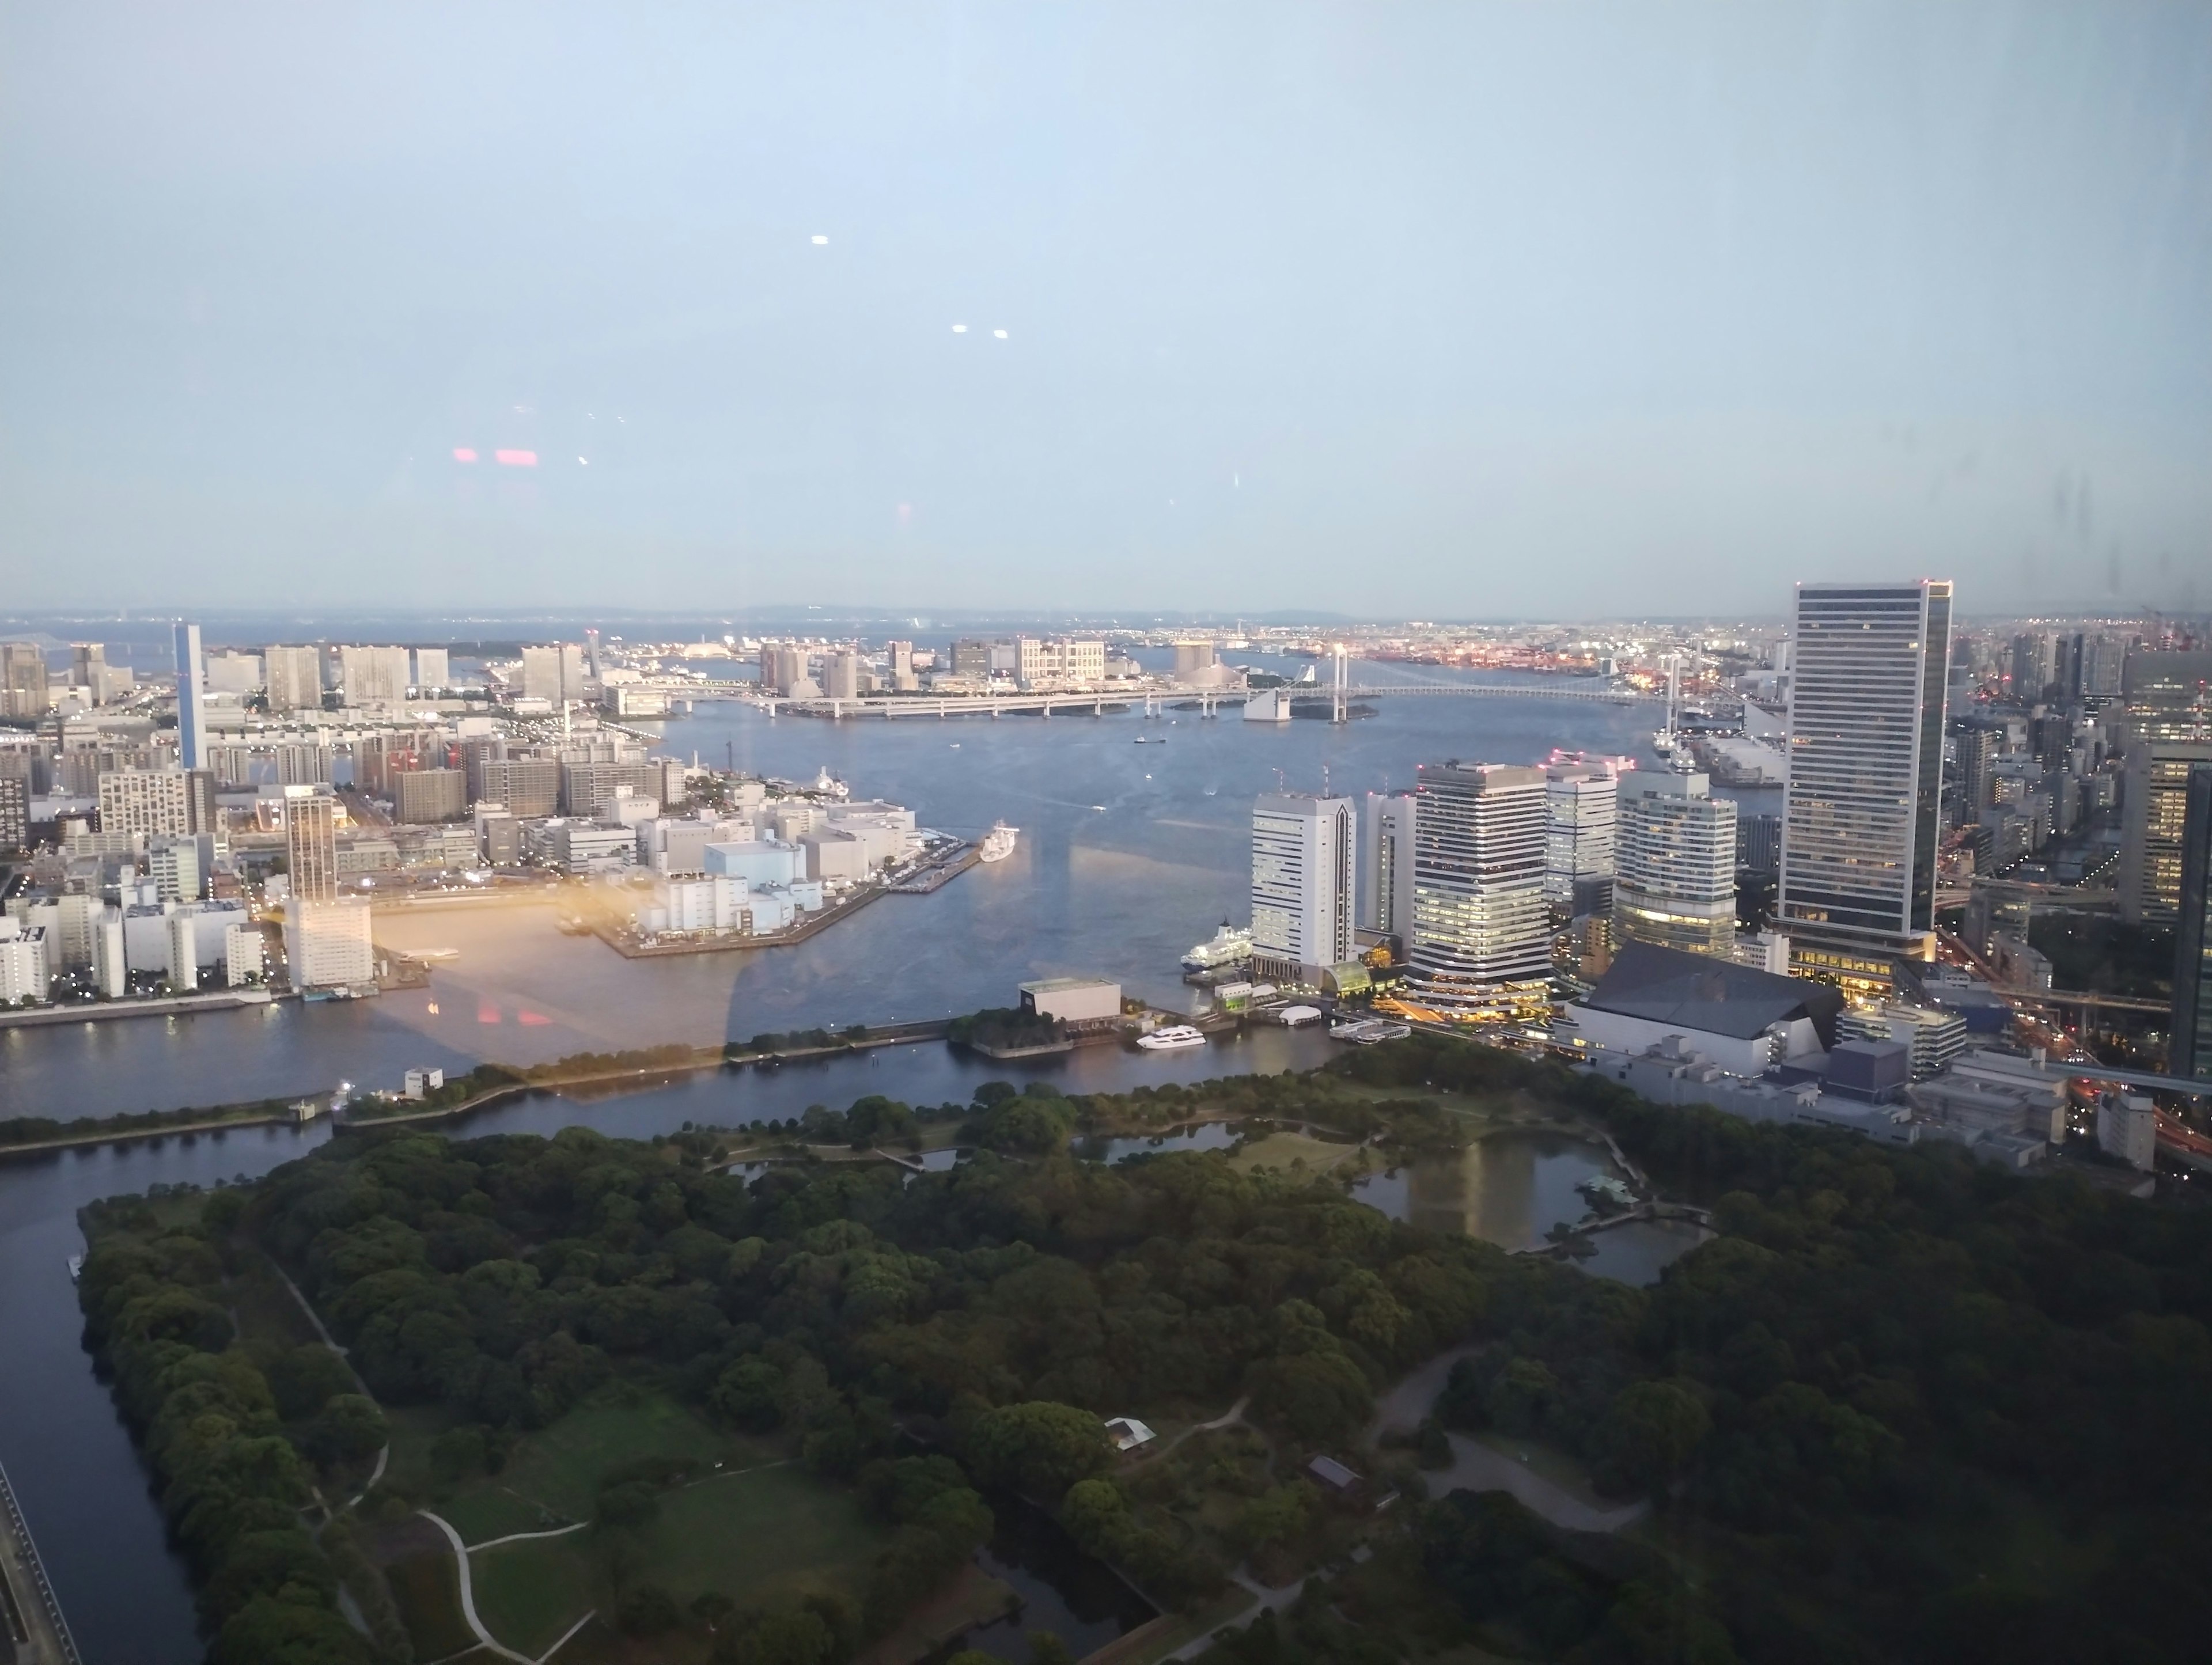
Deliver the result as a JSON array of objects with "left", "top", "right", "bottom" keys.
[
  {"left": 1779, "top": 580, "right": 1953, "bottom": 992},
  {"left": 2172, "top": 764, "right": 2212, "bottom": 1083}
]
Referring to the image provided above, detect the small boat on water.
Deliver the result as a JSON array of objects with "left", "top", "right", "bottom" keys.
[
  {"left": 1137, "top": 1025, "right": 1208, "bottom": 1052},
  {"left": 67, "top": 1255, "right": 83, "bottom": 1284},
  {"left": 976, "top": 822, "right": 1020, "bottom": 863}
]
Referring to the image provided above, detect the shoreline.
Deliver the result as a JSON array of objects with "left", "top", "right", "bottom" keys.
[
  {"left": 0, "top": 988, "right": 286, "bottom": 1031},
  {"left": 0, "top": 1019, "right": 974, "bottom": 1161}
]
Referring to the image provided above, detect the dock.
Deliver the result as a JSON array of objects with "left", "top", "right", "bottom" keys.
[{"left": 0, "top": 1461, "right": 82, "bottom": 1665}]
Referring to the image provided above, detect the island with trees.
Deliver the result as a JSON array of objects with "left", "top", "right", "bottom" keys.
[{"left": 76, "top": 1034, "right": 2212, "bottom": 1665}]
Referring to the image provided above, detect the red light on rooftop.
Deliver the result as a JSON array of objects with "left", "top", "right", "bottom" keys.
[
  {"left": 495, "top": 449, "right": 538, "bottom": 467},
  {"left": 452, "top": 447, "right": 479, "bottom": 463}
]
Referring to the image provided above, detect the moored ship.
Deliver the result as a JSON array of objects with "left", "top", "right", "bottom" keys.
[
  {"left": 1136, "top": 1024, "right": 1207, "bottom": 1052},
  {"left": 1180, "top": 921, "right": 1252, "bottom": 972},
  {"left": 977, "top": 821, "right": 1020, "bottom": 863}
]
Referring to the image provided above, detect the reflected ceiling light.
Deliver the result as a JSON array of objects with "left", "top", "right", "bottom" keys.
[
  {"left": 950, "top": 324, "right": 967, "bottom": 333},
  {"left": 494, "top": 449, "right": 537, "bottom": 467},
  {"left": 993, "top": 329, "right": 1008, "bottom": 339},
  {"left": 451, "top": 447, "right": 478, "bottom": 463},
  {"left": 812, "top": 234, "right": 830, "bottom": 245}
]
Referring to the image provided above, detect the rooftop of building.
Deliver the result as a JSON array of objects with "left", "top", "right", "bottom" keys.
[{"left": 1584, "top": 939, "right": 1846, "bottom": 1046}]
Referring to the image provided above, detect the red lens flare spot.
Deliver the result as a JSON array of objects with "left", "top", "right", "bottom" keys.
[
  {"left": 518, "top": 1009, "right": 552, "bottom": 1026},
  {"left": 495, "top": 449, "right": 538, "bottom": 467},
  {"left": 452, "top": 448, "right": 479, "bottom": 462},
  {"left": 477, "top": 1000, "right": 501, "bottom": 1024}
]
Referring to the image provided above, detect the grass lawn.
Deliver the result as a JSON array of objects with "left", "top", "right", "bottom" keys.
[
  {"left": 641, "top": 1460, "right": 887, "bottom": 1605},
  {"left": 1227, "top": 1130, "right": 1363, "bottom": 1176},
  {"left": 381, "top": 1538, "right": 478, "bottom": 1660},
  {"left": 472, "top": 1531, "right": 601, "bottom": 1658},
  {"left": 468, "top": 1459, "right": 888, "bottom": 1658},
  {"left": 380, "top": 1403, "right": 461, "bottom": 1505},
  {"left": 439, "top": 1389, "right": 766, "bottom": 1545}
]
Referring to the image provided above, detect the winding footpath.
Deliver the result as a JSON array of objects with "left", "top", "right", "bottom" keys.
[{"left": 420, "top": 1511, "right": 599, "bottom": 1665}]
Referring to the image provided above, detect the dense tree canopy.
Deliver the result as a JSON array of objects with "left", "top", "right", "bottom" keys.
[{"left": 80, "top": 1038, "right": 2212, "bottom": 1665}]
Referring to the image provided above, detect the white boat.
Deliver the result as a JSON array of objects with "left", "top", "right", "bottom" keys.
[
  {"left": 67, "top": 1255, "right": 84, "bottom": 1283},
  {"left": 976, "top": 822, "right": 1019, "bottom": 863},
  {"left": 1137, "top": 1025, "right": 1208, "bottom": 1052},
  {"left": 1181, "top": 922, "right": 1253, "bottom": 972}
]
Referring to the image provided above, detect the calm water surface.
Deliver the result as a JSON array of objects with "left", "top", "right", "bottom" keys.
[{"left": 1349, "top": 1131, "right": 1623, "bottom": 1250}]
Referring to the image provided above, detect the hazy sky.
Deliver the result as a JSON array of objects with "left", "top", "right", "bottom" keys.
[{"left": 3, "top": 2, "right": 2207, "bottom": 617}]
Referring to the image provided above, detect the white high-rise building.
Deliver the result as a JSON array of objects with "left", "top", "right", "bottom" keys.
[
  {"left": 1392, "top": 762, "right": 1551, "bottom": 1022},
  {"left": 148, "top": 835, "right": 204, "bottom": 902},
  {"left": 223, "top": 923, "right": 264, "bottom": 987},
  {"left": 166, "top": 910, "right": 201, "bottom": 992},
  {"left": 1251, "top": 793, "right": 1356, "bottom": 979},
  {"left": 1361, "top": 791, "right": 1417, "bottom": 940},
  {"left": 92, "top": 908, "right": 128, "bottom": 998},
  {"left": 205, "top": 651, "right": 264, "bottom": 695},
  {"left": 1613, "top": 772, "right": 1738, "bottom": 958},
  {"left": 339, "top": 645, "right": 412, "bottom": 706},
  {"left": 412, "top": 647, "right": 451, "bottom": 692},
  {"left": 1016, "top": 638, "right": 1107, "bottom": 688},
  {"left": 1779, "top": 580, "right": 1952, "bottom": 990},
  {"left": 265, "top": 644, "right": 323, "bottom": 714},
  {"left": 285, "top": 899, "right": 374, "bottom": 989},
  {"left": 0, "top": 919, "right": 50, "bottom": 1004},
  {"left": 1544, "top": 763, "right": 1618, "bottom": 916},
  {"left": 285, "top": 784, "right": 340, "bottom": 905},
  {"left": 173, "top": 621, "right": 206, "bottom": 769},
  {"left": 99, "top": 769, "right": 192, "bottom": 839},
  {"left": 522, "top": 643, "right": 588, "bottom": 704}
]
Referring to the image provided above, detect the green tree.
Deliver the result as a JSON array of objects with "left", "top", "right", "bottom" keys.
[
  {"left": 302, "top": 1394, "right": 387, "bottom": 1467},
  {"left": 209, "top": 1593, "right": 378, "bottom": 1665},
  {"left": 1600, "top": 1381, "right": 1710, "bottom": 1495},
  {"left": 618, "top": 1584, "right": 682, "bottom": 1635},
  {"left": 967, "top": 1401, "right": 1113, "bottom": 1498}
]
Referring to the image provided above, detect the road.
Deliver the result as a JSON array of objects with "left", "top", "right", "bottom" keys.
[{"left": 0, "top": 1461, "right": 81, "bottom": 1665}]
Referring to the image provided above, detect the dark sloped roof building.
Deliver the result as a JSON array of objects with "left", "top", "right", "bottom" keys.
[{"left": 1559, "top": 939, "right": 1844, "bottom": 1075}]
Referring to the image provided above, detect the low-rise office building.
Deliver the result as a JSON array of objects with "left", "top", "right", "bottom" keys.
[{"left": 1019, "top": 977, "right": 1122, "bottom": 1024}]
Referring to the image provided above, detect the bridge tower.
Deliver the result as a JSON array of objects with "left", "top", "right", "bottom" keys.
[{"left": 1331, "top": 644, "right": 1349, "bottom": 724}]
